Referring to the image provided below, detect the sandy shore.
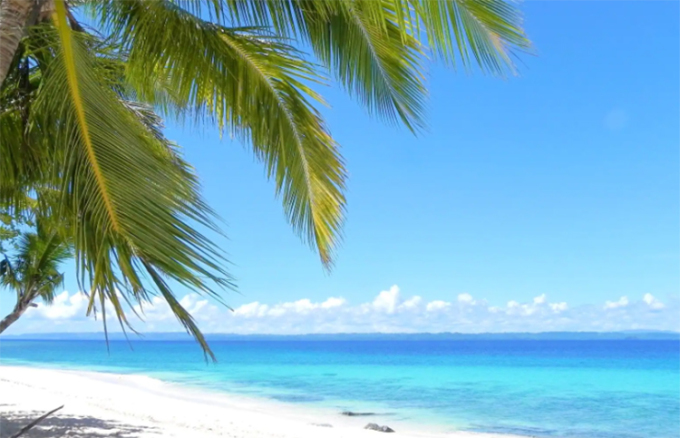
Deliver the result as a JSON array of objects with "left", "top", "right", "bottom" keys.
[{"left": 0, "top": 365, "right": 515, "bottom": 438}]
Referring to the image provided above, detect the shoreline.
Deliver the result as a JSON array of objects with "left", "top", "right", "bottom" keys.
[{"left": 0, "top": 364, "right": 522, "bottom": 438}]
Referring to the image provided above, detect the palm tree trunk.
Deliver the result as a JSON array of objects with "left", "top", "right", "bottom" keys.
[
  {"left": 0, "top": 0, "right": 38, "bottom": 86},
  {"left": 0, "top": 298, "right": 33, "bottom": 334}
]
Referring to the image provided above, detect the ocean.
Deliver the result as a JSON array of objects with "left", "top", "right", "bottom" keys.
[{"left": 0, "top": 338, "right": 678, "bottom": 438}]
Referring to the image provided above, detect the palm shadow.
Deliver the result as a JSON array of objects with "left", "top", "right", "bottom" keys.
[{"left": 0, "top": 408, "right": 159, "bottom": 437}]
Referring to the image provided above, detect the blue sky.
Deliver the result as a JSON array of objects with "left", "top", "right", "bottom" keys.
[{"left": 4, "top": 1, "right": 679, "bottom": 334}]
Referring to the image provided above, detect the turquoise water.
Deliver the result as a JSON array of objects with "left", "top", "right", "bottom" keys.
[{"left": 0, "top": 339, "right": 678, "bottom": 438}]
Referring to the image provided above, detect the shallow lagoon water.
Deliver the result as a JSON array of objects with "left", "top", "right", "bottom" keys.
[{"left": 1, "top": 339, "right": 678, "bottom": 438}]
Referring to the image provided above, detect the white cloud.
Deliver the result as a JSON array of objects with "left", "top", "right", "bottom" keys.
[
  {"left": 426, "top": 300, "right": 451, "bottom": 312},
  {"left": 371, "top": 285, "right": 401, "bottom": 314},
  {"left": 604, "top": 296, "right": 629, "bottom": 310},
  {"left": 549, "top": 302, "right": 568, "bottom": 313},
  {"left": 180, "top": 294, "right": 210, "bottom": 314},
  {"left": 400, "top": 296, "right": 422, "bottom": 310},
  {"left": 234, "top": 302, "right": 269, "bottom": 318},
  {"left": 37, "top": 291, "right": 88, "bottom": 320},
  {"left": 6, "top": 288, "right": 679, "bottom": 335},
  {"left": 643, "top": 293, "right": 665, "bottom": 310},
  {"left": 533, "top": 294, "right": 547, "bottom": 305},
  {"left": 504, "top": 294, "right": 552, "bottom": 316},
  {"left": 321, "top": 297, "right": 346, "bottom": 309},
  {"left": 284, "top": 299, "right": 316, "bottom": 313},
  {"left": 457, "top": 293, "right": 476, "bottom": 305}
]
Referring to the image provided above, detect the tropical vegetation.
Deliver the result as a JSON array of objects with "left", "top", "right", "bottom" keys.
[
  {"left": 0, "top": 0, "right": 529, "bottom": 356},
  {"left": 0, "top": 220, "right": 71, "bottom": 333}
]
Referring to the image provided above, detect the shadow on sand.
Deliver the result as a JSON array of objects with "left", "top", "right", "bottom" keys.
[{"left": 0, "top": 407, "right": 158, "bottom": 438}]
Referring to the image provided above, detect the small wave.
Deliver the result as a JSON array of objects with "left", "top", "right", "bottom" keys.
[
  {"left": 269, "top": 394, "right": 325, "bottom": 403},
  {"left": 118, "top": 374, "right": 166, "bottom": 389},
  {"left": 467, "top": 424, "right": 559, "bottom": 437}
]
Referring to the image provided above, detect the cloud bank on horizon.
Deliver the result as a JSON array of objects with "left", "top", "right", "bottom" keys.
[{"left": 7, "top": 285, "right": 678, "bottom": 335}]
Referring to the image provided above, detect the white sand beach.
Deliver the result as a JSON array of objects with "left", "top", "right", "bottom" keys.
[{"left": 0, "top": 365, "right": 517, "bottom": 438}]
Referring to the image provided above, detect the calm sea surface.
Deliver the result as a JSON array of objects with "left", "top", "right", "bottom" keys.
[{"left": 1, "top": 339, "right": 678, "bottom": 438}]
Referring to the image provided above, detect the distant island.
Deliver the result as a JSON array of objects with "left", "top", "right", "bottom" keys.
[{"left": 2, "top": 330, "right": 678, "bottom": 341}]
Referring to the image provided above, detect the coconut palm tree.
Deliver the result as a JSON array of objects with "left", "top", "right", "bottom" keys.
[
  {"left": 0, "top": 222, "right": 72, "bottom": 333},
  {"left": 0, "top": 0, "right": 530, "bottom": 356}
]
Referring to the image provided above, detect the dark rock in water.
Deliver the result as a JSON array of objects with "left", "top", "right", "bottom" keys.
[
  {"left": 365, "top": 423, "right": 395, "bottom": 433},
  {"left": 341, "top": 411, "right": 375, "bottom": 416}
]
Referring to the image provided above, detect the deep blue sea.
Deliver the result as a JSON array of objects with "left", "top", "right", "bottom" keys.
[{"left": 1, "top": 339, "right": 678, "bottom": 438}]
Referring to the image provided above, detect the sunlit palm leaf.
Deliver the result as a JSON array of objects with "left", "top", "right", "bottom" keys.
[
  {"left": 0, "top": 0, "right": 530, "bottom": 354},
  {"left": 170, "top": 0, "right": 528, "bottom": 120},
  {"left": 86, "top": 0, "right": 529, "bottom": 267},
  {"left": 409, "top": 0, "right": 530, "bottom": 74},
  {"left": 94, "top": 0, "right": 346, "bottom": 267},
  {"left": 290, "top": 1, "right": 427, "bottom": 131},
  {"left": 38, "top": 1, "right": 232, "bottom": 357},
  {"left": 209, "top": 0, "right": 428, "bottom": 130}
]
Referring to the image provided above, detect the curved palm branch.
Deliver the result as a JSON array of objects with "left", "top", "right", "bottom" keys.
[
  {"left": 35, "top": 2, "right": 233, "bottom": 357},
  {"left": 93, "top": 0, "right": 346, "bottom": 267},
  {"left": 1, "top": 20, "right": 231, "bottom": 356},
  {"left": 86, "top": 0, "right": 528, "bottom": 265},
  {"left": 168, "top": 0, "right": 530, "bottom": 117},
  {"left": 211, "top": 0, "right": 429, "bottom": 130},
  {"left": 0, "top": 0, "right": 530, "bottom": 355},
  {"left": 410, "top": 0, "right": 529, "bottom": 73}
]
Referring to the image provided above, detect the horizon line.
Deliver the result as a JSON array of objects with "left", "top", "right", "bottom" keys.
[{"left": 2, "top": 329, "right": 679, "bottom": 338}]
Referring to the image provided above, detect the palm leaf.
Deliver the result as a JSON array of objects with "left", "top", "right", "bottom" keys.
[
  {"left": 289, "top": 1, "right": 427, "bottom": 131},
  {"left": 38, "top": 1, "right": 232, "bottom": 357},
  {"left": 1, "top": 219, "right": 71, "bottom": 306},
  {"left": 210, "top": 0, "right": 428, "bottom": 130},
  {"left": 169, "top": 0, "right": 528, "bottom": 119},
  {"left": 93, "top": 0, "right": 346, "bottom": 268},
  {"left": 409, "top": 0, "right": 531, "bottom": 74},
  {"left": 85, "top": 0, "right": 529, "bottom": 267}
]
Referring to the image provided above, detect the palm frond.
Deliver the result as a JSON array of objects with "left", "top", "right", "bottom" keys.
[
  {"left": 94, "top": 0, "right": 346, "bottom": 268},
  {"left": 0, "top": 0, "right": 531, "bottom": 349},
  {"left": 408, "top": 0, "right": 531, "bottom": 74},
  {"left": 35, "top": 1, "right": 233, "bottom": 356},
  {"left": 302, "top": 1, "right": 427, "bottom": 131},
  {"left": 164, "top": 0, "right": 528, "bottom": 120},
  {"left": 198, "top": 0, "right": 428, "bottom": 130},
  {"left": 0, "top": 43, "right": 48, "bottom": 212},
  {"left": 0, "top": 254, "right": 19, "bottom": 292},
  {"left": 2, "top": 219, "right": 71, "bottom": 304}
]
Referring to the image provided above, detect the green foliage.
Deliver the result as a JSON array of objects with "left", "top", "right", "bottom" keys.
[
  {"left": 0, "top": 0, "right": 529, "bottom": 357},
  {"left": 94, "top": 1, "right": 347, "bottom": 267},
  {"left": 0, "top": 220, "right": 72, "bottom": 306},
  {"left": 0, "top": 212, "right": 25, "bottom": 253}
]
